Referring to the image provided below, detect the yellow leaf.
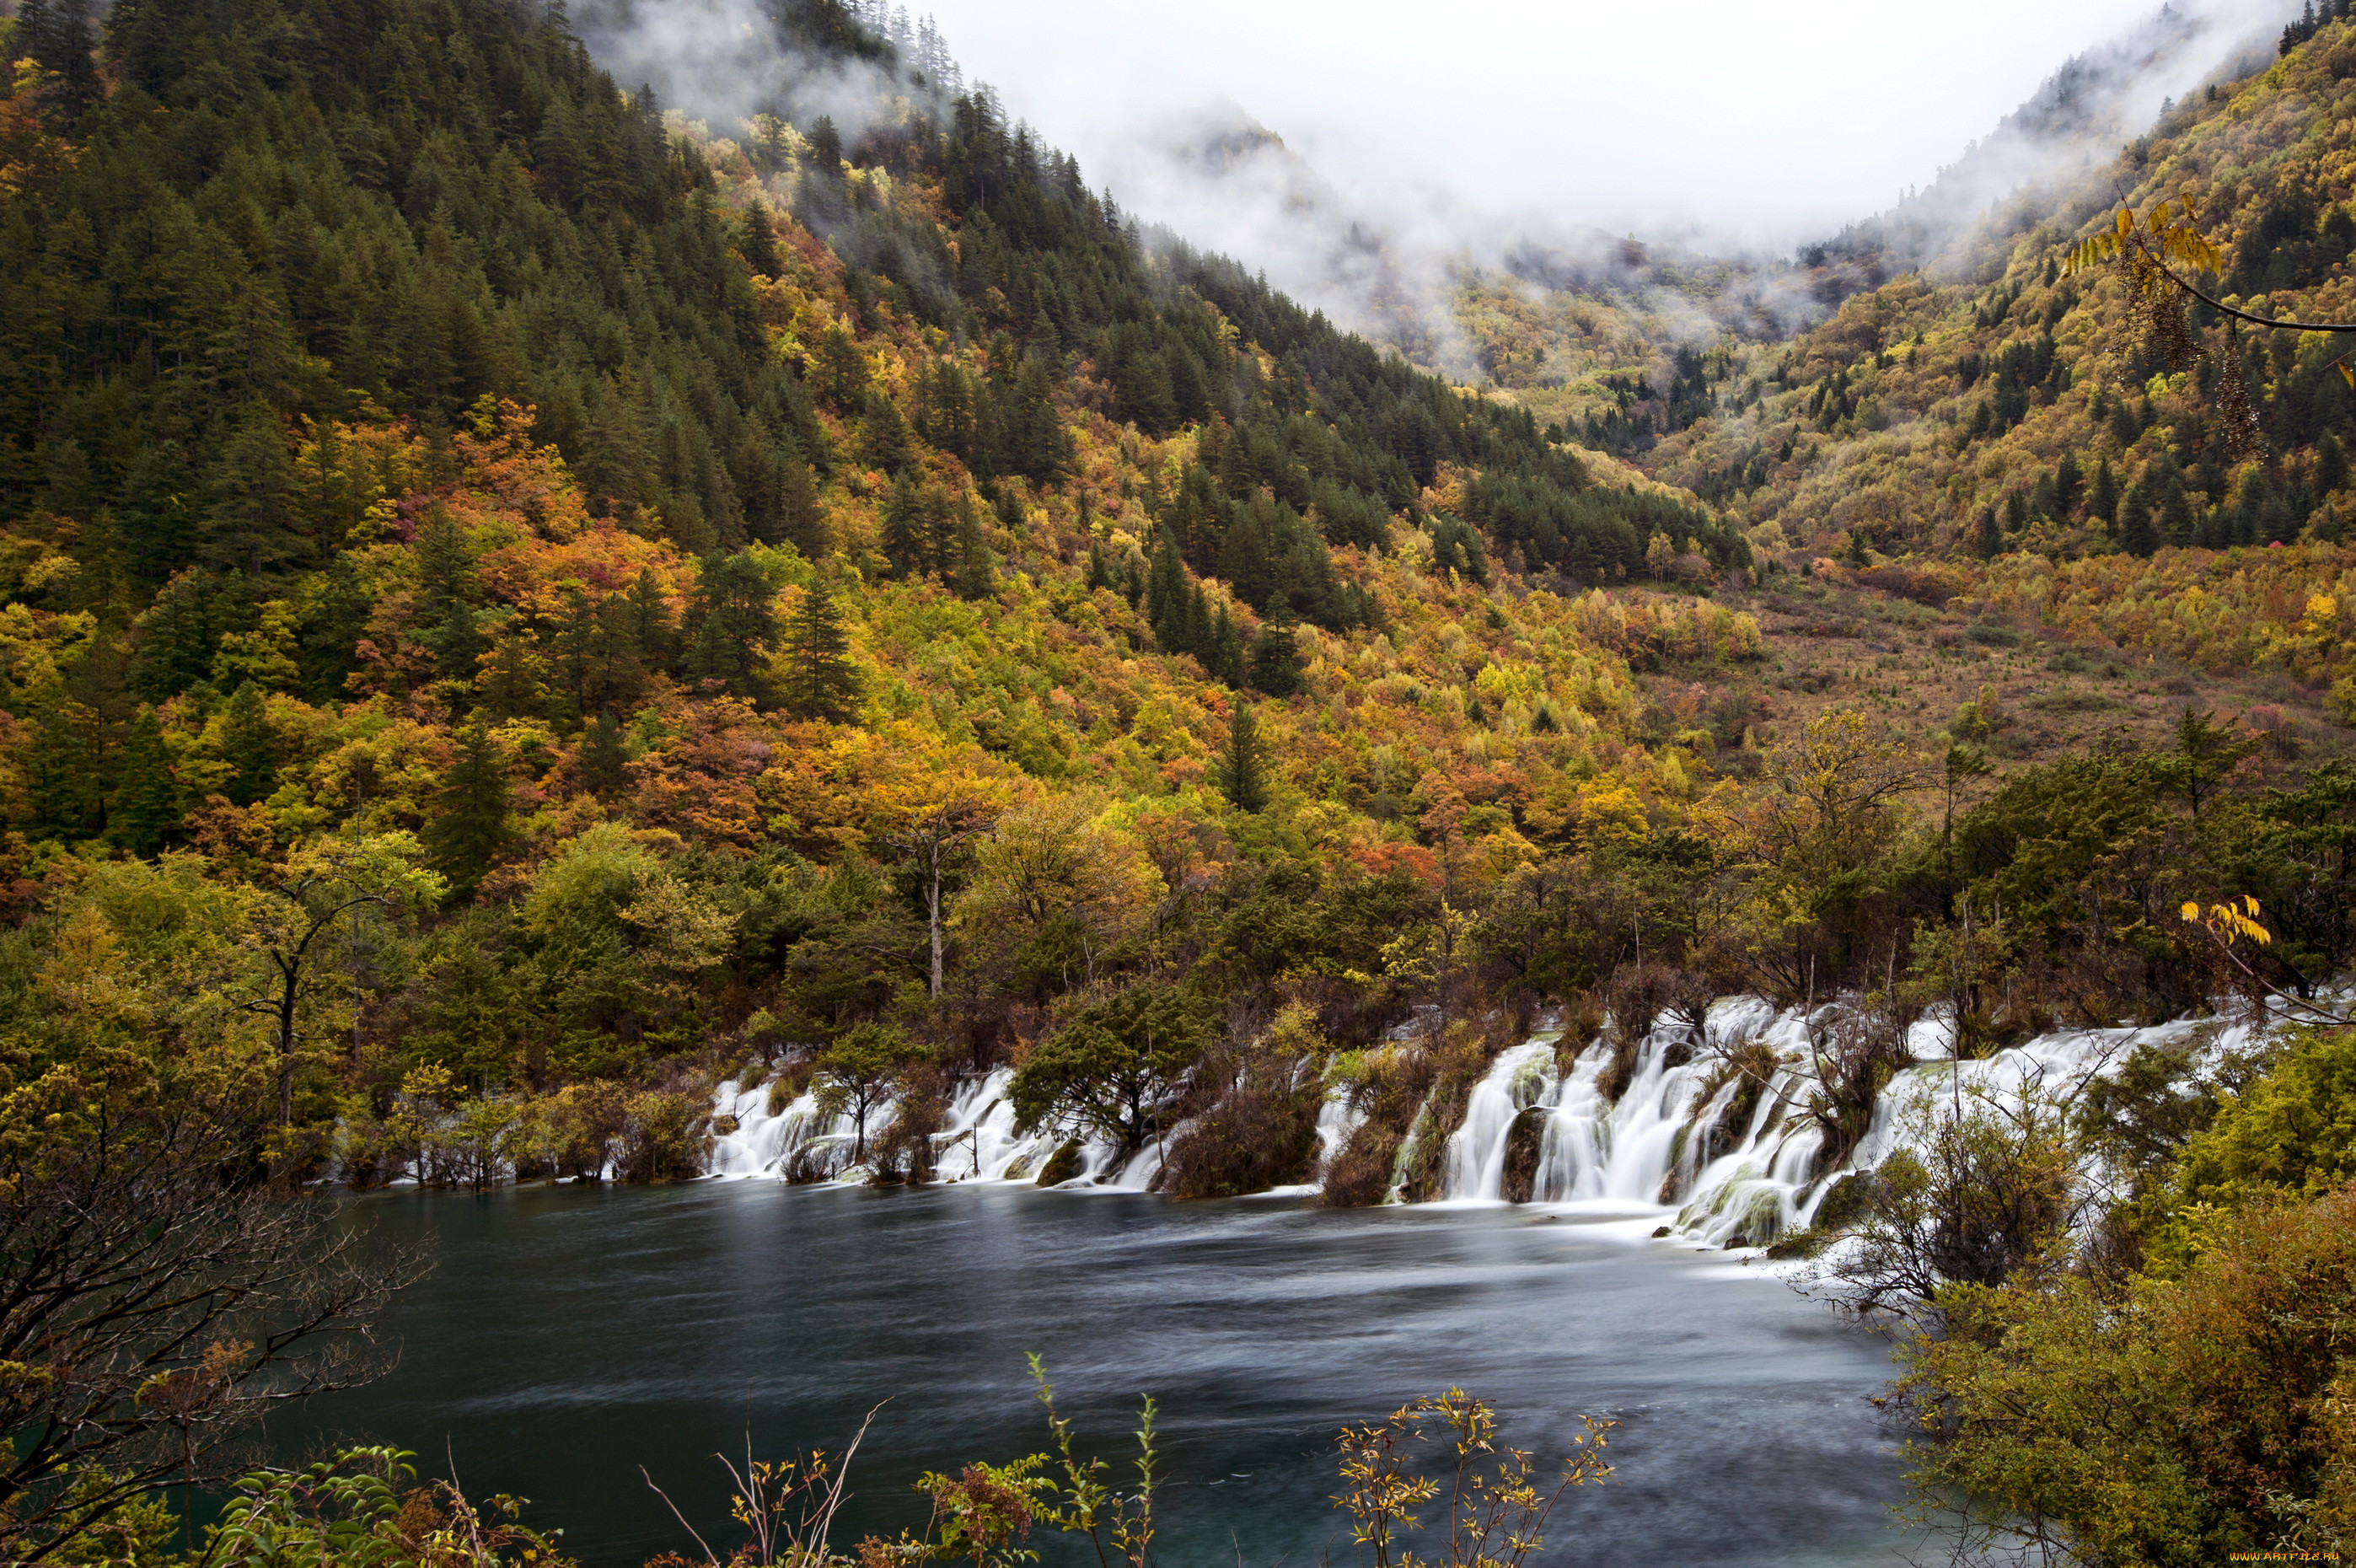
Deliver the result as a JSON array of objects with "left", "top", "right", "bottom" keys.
[{"left": 2181, "top": 900, "right": 2202, "bottom": 921}]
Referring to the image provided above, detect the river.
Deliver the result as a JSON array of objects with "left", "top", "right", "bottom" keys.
[{"left": 286, "top": 1179, "right": 1914, "bottom": 1567}]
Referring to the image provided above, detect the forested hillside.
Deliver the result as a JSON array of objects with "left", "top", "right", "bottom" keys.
[
  {"left": 1649, "top": 3, "right": 2356, "bottom": 710},
  {"left": 0, "top": 0, "right": 1757, "bottom": 1171},
  {"left": 13, "top": 0, "right": 2356, "bottom": 1562}
]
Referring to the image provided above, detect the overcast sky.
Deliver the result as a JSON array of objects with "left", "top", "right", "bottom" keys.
[{"left": 915, "top": 0, "right": 2289, "bottom": 248}]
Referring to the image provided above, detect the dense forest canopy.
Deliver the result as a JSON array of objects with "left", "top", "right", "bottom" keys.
[{"left": 8, "top": 0, "right": 2356, "bottom": 1561}]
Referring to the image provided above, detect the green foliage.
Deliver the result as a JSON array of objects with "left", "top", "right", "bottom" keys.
[
  {"left": 1897, "top": 1186, "right": 2356, "bottom": 1565},
  {"left": 782, "top": 587, "right": 861, "bottom": 724},
  {"left": 1009, "top": 982, "right": 1211, "bottom": 1152}
]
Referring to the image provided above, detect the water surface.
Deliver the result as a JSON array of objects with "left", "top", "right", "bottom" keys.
[{"left": 291, "top": 1183, "right": 1913, "bottom": 1567}]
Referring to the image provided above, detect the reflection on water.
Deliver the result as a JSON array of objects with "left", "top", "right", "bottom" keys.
[{"left": 287, "top": 1184, "right": 1913, "bottom": 1567}]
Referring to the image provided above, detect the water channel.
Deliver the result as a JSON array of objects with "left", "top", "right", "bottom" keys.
[{"left": 287, "top": 1181, "right": 1916, "bottom": 1567}]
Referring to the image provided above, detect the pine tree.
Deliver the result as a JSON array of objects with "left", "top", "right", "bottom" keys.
[
  {"left": 221, "top": 681, "right": 276, "bottom": 807},
  {"left": 1146, "top": 531, "right": 1194, "bottom": 654},
  {"left": 578, "top": 711, "right": 630, "bottom": 797},
  {"left": 1216, "top": 701, "right": 1269, "bottom": 814},
  {"left": 24, "top": 702, "right": 108, "bottom": 841},
  {"left": 1248, "top": 613, "right": 1302, "bottom": 698},
  {"left": 683, "top": 553, "right": 780, "bottom": 702},
  {"left": 624, "top": 567, "right": 677, "bottom": 674},
  {"left": 2089, "top": 458, "right": 2120, "bottom": 527},
  {"left": 817, "top": 323, "right": 868, "bottom": 412},
  {"left": 110, "top": 705, "right": 180, "bottom": 854},
  {"left": 860, "top": 390, "right": 915, "bottom": 475},
  {"left": 203, "top": 403, "right": 306, "bottom": 579},
  {"left": 777, "top": 436, "right": 827, "bottom": 558},
  {"left": 782, "top": 587, "right": 860, "bottom": 724},
  {"left": 2120, "top": 486, "right": 2159, "bottom": 557},
  {"left": 426, "top": 722, "right": 513, "bottom": 899},
  {"left": 882, "top": 476, "right": 930, "bottom": 577},
  {"left": 953, "top": 499, "right": 996, "bottom": 600},
  {"left": 2320, "top": 431, "right": 2349, "bottom": 495},
  {"left": 1972, "top": 508, "right": 2002, "bottom": 560},
  {"left": 1207, "top": 604, "right": 1243, "bottom": 687},
  {"left": 736, "top": 199, "right": 782, "bottom": 278}
]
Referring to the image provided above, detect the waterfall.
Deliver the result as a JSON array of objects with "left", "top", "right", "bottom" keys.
[
  {"left": 706, "top": 1078, "right": 858, "bottom": 1179},
  {"left": 702, "top": 1001, "right": 2279, "bottom": 1246},
  {"left": 1438, "top": 1039, "right": 1559, "bottom": 1202}
]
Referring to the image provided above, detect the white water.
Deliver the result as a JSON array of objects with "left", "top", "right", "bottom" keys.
[{"left": 703, "top": 999, "right": 2274, "bottom": 1247}]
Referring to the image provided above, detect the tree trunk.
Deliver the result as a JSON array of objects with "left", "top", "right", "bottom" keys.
[{"left": 927, "top": 840, "right": 944, "bottom": 998}]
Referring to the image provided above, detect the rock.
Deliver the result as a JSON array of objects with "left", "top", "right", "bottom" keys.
[{"left": 1035, "top": 1139, "right": 1084, "bottom": 1188}]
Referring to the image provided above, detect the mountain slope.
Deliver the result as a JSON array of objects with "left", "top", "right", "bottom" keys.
[{"left": 1645, "top": 8, "right": 2356, "bottom": 706}]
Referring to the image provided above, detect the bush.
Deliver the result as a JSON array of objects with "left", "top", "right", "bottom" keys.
[{"left": 1898, "top": 1184, "right": 2356, "bottom": 1564}]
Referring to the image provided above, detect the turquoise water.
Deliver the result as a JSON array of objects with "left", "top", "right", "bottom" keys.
[{"left": 287, "top": 1182, "right": 1913, "bottom": 1566}]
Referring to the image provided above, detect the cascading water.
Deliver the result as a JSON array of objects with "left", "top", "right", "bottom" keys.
[{"left": 703, "top": 999, "right": 2276, "bottom": 1247}]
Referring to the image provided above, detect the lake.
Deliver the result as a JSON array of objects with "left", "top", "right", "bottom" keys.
[{"left": 285, "top": 1181, "right": 1915, "bottom": 1567}]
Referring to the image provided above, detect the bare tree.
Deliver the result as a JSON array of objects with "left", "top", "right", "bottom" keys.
[{"left": 0, "top": 1083, "right": 424, "bottom": 1562}]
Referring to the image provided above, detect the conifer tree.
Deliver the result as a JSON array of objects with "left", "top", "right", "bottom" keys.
[
  {"left": 882, "top": 476, "right": 930, "bottom": 577},
  {"left": 2120, "top": 486, "right": 2159, "bottom": 557},
  {"left": 1207, "top": 604, "right": 1243, "bottom": 687},
  {"left": 623, "top": 567, "right": 676, "bottom": 674},
  {"left": 2321, "top": 432, "right": 2349, "bottom": 495},
  {"left": 427, "top": 722, "right": 513, "bottom": 899},
  {"left": 2089, "top": 458, "right": 2120, "bottom": 527},
  {"left": 817, "top": 324, "right": 869, "bottom": 413},
  {"left": 24, "top": 703, "right": 107, "bottom": 842},
  {"left": 736, "top": 199, "right": 782, "bottom": 278},
  {"left": 1216, "top": 701, "right": 1269, "bottom": 814},
  {"left": 1248, "top": 612, "right": 1303, "bottom": 698},
  {"left": 953, "top": 499, "right": 996, "bottom": 600},
  {"left": 110, "top": 705, "right": 180, "bottom": 855},
  {"left": 1146, "top": 531, "right": 1194, "bottom": 654},
  {"left": 777, "top": 437, "right": 827, "bottom": 558},
  {"left": 782, "top": 587, "right": 860, "bottom": 724},
  {"left": 578, "top": 711, "right": 629, "bottom": 797},
  {"left": 221, "top": 681, "right": 276, "bottom": 807},
  {"left": 1972, "top": 508, "right": 2002, "bottom": 560},
  {"left": 683, "top": 553, "right": 780, "bottom": 703},
  {"left": 860, "top": 390, "right": 915, "bottom": 475}
]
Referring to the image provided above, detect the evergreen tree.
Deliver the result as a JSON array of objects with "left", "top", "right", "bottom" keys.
[
  {"left": 817, "top": 324, "right": 869, "bottom": 412},
  {"left": 2321, "top": 431, "right": 2349, "bottom": 495},
  {"left": 736, "top": 199, "right": 782, "bottom": 278},
  {"left": 860, "top": 390, "right": 915, "bottom": 475},
  {"left": 426, "top": 722, "right": 513, "bottom": 899},
  {"left": 578, "top": 711, "right": 629, "bottom": 797},
  {"left": 1972, "top": 508, "right": 2002, "bottom": 560},
  {"left": 2055, "top": 452, "right": 2084, "bottom": 516},
  {"left": 110, "top": 705, "right": 180, "bottom": 855},
  {"left": 1146, "top": 531, "right": 1194, "bottom": 655},
  {"left": 24, "top": 702, "right": 108, "bottom": 842},
  {"left": 683, "top": 553, "right": 780, "bottom": 703},
  {"left": 1248, "top": 613, "right": 1303, "bottom": 698},
  {"left": 2120, "top": 486, "right": 2159, "bottom": 557},
  {"left": 882, "top": 475, "right": 930, "bottom": 577},
  {"left": 776, "top": 438, "right": 827, "bottom": 558},
  {"left": 624, "top": 567, "right": 677, "bottom": 674},
  {"left": 782, "top": 587, "right": 860, "bottom": 724},
  {"left": 1206, "top": 604, "right": 1243, "bottom": 687},
  {"left": 953, "top": 499, "right": 996, "bottom": 600},
  {"left": 221, "top": 681, "right": 276, "bottom": 807},
  {"left": 2089, "top": 458, "right": 2120, "bottom": 527},
  {"left": 1216, "top": 701, "right": 1269, "bottom": 814},
  {"left": 203, "top": 404, "right": 305, "bottom": 579}
]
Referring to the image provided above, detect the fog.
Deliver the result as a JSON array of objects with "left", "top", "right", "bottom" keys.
[
  {"left": 917, "top": 0, "right": 2294, "bottom": 247},
  {"left": 576, "top": 0, "right": 2301, "bottom": 364}
]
